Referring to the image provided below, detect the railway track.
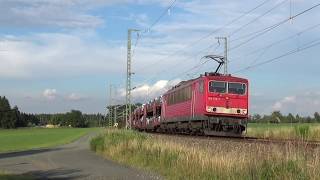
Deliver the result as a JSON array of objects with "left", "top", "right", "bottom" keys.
[
  {"left": 149, "top": 132, "right": 320, "bottom": 149},
  {"left": 241, "top": 136, "right": 320, "bottom": 148}
]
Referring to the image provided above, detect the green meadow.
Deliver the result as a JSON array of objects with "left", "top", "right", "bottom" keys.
[{"left": 0, "top": 128, "right": 98, "bottom": 153}]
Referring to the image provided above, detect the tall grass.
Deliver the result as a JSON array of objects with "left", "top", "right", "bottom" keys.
[
  {"left": 91, "top": 129, "right": 320, "bottom": 180},
  {"left": 247, "top": 123, "right": 320, "bottom": 141},
  {"left": 294, "top": 125, "right": 310, "bottom": 140}
]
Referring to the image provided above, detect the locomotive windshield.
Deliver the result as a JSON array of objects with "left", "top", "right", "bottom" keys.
[
  {"left": 209, "top": 81, "right": 246, "bottom": 95},
  {"left": 228, "top": 83, "right": 246, "bottom": 95},
  {"left": 209, "top": 81, "right": 227, "bottom": 93}
]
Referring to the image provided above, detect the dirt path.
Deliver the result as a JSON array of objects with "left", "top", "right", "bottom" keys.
[{"left": 0, "top": 131, "right": 160, "bottom": 180}]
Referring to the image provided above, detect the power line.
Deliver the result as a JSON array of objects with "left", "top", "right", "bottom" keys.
[
  {"left": 134, "top": 2, "right": 320, "bottom": 94},
  {"left": 147, "top": 0, "right": 177, "bottom": 33},
  {"left": 167, "top": 57, "right": 213, "bottom": 83},
  {"left": 134, "top": 0, "right": 272, "bottom": 73},
  {"left": 131, "top": 33, "right": 140, "bottom": 58},
  {"left": 228, "top": 0, "right": 288, "bottom": 37},
  {"left": 136, "top": 42, "right": 220, "bottom": 88},
  {"left": 136, "top": 0, "right": 289, "bottom": 85},
  {"left": 233, "top": 37, "right": 320, "bottom": 74},
  {"left": 230, "top": 22, "right": 320, "bottom": 62},
  {"left": 132, "top": 48, "right": 216, "bottom": 92},
  {"left": 160, "top": 3, "right": 320, "bottom": 86},
  {"left": 229, "top": 2, "right": 320, "bottom": 52},
  {"left": 132, "top": 0, "right": 177, "bottom": 58}
]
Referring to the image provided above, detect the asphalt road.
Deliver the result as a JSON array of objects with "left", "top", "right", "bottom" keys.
[{"left": 0, "top": 131, "right": 160, "bottom": 180}]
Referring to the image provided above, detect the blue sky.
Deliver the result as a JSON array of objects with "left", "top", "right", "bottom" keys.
[{"left": 0, "top": 0, "right": 319, "bottom": 116}]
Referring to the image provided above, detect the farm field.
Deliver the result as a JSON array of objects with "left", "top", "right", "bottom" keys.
[
  {"left": 0, "top": 128, "right": 98, "bottom": 153},
  {"left": 91, "top": 129, "right": 320, "bottom": 180},
  {"left": 247, "top": 123, "right": 320, "bottom": 140}
]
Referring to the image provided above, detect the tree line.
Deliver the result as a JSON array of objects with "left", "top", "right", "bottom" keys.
[
  {"left": 250, "top": 111, "right": 320, "bottom": 123},
  {"left": 0, "top": 96, "right": 107, "bottom": 129}
]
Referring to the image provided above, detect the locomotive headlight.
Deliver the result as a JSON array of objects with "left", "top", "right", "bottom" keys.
[
  {"left": 242, "top": 109, "right": 247, "bottom": 115},
  {"left": 206, "top": 106, "right": 214, "bottom": 112},
  {"left": 206, "top": 106, "right": 211, "bottom": 112}
]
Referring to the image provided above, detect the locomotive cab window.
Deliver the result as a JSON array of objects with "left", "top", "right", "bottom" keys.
[
  {"left": 228, "top": 83, "right": 246, "bottom": 95},
  {"left": 209, "top": 81, "right": 226, "bottom": 93}
]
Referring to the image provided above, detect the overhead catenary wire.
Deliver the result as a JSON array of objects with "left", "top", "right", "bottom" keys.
[
  {"left": 134, "top": 42, "right": 221, "bottom": 89},
  {"left": 228, "top": 0, "right": 288, "bottom": 37},
  {"left": 233, "top": 37, "right": 320, "bottom": 74},
  {"left": 229, "top": 2, "right": 320, "bottom": 52},
  {"left": 134, "top": 0, "right": 272, "bottom": 73},
  {"left": 164, "top": 3, "right": 320, "bottom": 87},
  {"left": 132, "top": 0, "right": 274, "bottom": 94},
  {"left": 133, "top": 2, "right": 320, "bottom": 98},
  {"left": 133, "top": 50, "right": 215, "bottom": 94},
  {"left": 230, "top": 22, "right": 320, "bottom": 61},
  {"left": 167, "top": 57, "right": 213, "bottom": 84},
  {"left": 131, "top": 32, "right": 140, "bottom": 58},
  {"left": 147, "top": 0, "right": 177, "bottom": 33},
  {"left": 137, "top": 0, "right": 285, "bottom": 88},
  {"left": 131, "top": 0, "right": 178, "bottom": 58},
  {"left": 195, "top": 22, "right": 320, "bottom": 77}
]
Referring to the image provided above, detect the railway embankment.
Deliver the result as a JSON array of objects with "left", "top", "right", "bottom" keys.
[{"left": 91, "top": 129, "right": 320, "bottom": 180}]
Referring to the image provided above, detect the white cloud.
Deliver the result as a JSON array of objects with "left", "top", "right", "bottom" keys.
[
  {"left": 0, "top": 30, "right": 200, "bottom": 80},
  {"left": 272, "top": 95, "right": 297, "bottom": 110},
  {"left": 272, "top": 93, "right": 320, "bottom": 116},
  {"left": 272, "top": 101, "right": 283, "bottom": 110},
  {"left": 0, "top": 0, "right": 177, "bottom": 30},
  {"left": 118, "top": 79, "right": 181, "bottom": 103},
  {"left": 66, "top": 93, "right": 85, "bottom": 101},
  {"left": 0, "top": 32, "right": 127, "bottom": 78},
  {"left": 42, "top": 88, "right": 57, "bottom": 100},
  {"left": 0, "top": 0, "right": 105, "bottom": 28}
]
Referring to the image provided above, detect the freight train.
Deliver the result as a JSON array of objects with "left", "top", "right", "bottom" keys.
[{"left": 130, "top": 56, "right": 249, "bottom": 136}]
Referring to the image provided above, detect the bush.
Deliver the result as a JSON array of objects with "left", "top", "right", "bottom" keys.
[{"left": 90, "top": 135, "right": 105, "bottom": 152}]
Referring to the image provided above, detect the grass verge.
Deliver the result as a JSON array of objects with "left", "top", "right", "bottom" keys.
[
  {"left": 0, "top": 174, "right": 34, "bottom": 180},
  {"left": 247, "top": 123, "right": 320, "bottom": 141},
  {"left": 91, "top": 129, "right": 320, "bottom": 180},
  {"left": 0, "top": 128, "right": 98, "bottom": 153},
  {"left": 0, "top": 171, "right": 34, "bottom": 180}
]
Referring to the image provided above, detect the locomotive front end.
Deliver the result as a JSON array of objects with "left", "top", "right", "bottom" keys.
[{"left": 205, "top": 75, "right": 249, "bottom": 118}]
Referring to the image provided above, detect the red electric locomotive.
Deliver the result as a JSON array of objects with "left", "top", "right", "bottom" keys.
[
  {"left": 160, "top": 72, "right": 248, "bottom": 136},
  {"left": 131, "top": 55, "right": 249, "bottom": 136}
]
